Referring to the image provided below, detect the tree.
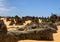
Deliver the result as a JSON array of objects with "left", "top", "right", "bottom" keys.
[
  {"left": 15, "top": 15, "right": 20, "bottom": 21},
  {"left": 50, "top": 13, "right": 57, "bottom": 23}
]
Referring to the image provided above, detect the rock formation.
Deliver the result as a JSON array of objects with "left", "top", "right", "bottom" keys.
[{"left": 0, "top": 14, "right": 60, "bottom": 42}]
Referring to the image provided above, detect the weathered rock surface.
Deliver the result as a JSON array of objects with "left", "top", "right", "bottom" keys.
[
  {"left": 0, "top": 14, "right": 60, "bottom": 42},
  {"left": 8, "top": 22, "right": 57, "bottom": 41}
]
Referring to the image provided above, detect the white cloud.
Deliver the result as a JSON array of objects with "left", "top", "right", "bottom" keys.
[
  {"left": 0, "top": 2, "right": 4, "bottom": 6},
  {"left": 0, "top": 0, "right": 17, "bottom": 14},
  {"left": 0, "top": 0, "right": 8, "bottom": 14},
  {"left": 0, "top": 0, "right": 5, "bottom": 6},
  {"left": 0, "top": 7, "right": 10, "bottom": 13}
]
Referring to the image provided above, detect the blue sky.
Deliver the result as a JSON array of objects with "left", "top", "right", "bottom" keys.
[{"left": 0, "top": 0, "right": 60, "bottom": 17}]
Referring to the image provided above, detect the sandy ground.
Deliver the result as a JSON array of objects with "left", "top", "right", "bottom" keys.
[
  {"left": 3, "top": 18, "right": 31, "bottom": 31},
  {"left": 53, "top": 26, "right": 60, "bottom": 42},
  {"left": 1, "top": 18, "right": 60, "bottom": 42}
]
